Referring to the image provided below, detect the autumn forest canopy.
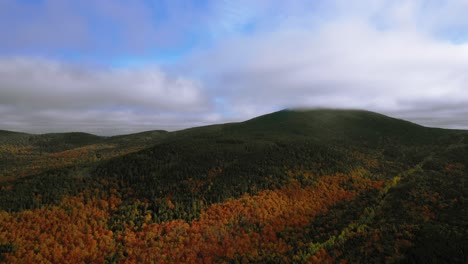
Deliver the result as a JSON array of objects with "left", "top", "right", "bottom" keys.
[{"left": 0, "top": 109, "right": 466, "bottom": 263}]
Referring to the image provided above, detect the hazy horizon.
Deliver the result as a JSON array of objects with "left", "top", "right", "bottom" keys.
[{"left": 1, "top": 108, "right": 465, "bottom": 137}]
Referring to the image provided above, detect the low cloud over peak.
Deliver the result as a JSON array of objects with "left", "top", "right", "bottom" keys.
[
  {"left": 189, "top": 19, "right": 468, "bottom": 125},
  {"left": 1, "top": 0, "right": 468, "bottom": 134}
]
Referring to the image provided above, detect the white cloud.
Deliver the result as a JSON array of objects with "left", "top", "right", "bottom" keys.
[
  {"left": 188, "top": 5, "right": 468, "bottom": 128},
  {"left": 2, "top": 0, "right": 468, "bottom": 133},
  {"left": 0, "top": 57, "right": 213, "bottom": 134}
]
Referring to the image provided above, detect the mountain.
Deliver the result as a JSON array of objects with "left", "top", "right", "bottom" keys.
[
  {"left": 93, "top": 109, "right": 463, "bottom": 199},
  {"left": 0, "top": 109, "right": 466, "bottom": 263},
  {"left": 224, "top": 108, "right": 439, "bottom": 142}
]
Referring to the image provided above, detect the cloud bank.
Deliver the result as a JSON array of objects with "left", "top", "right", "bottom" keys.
[
  {"left": 1, "top": 0, "right": 468, "bottom": 134},
  {"left": 192, "top": 20, "right": 468, "bottom": 123},
  {"left": 188, "top": 0, "right": 468, "bottom": 128},
  {"left": 0, "top": 58, "right": 217, "bottom": 134}
]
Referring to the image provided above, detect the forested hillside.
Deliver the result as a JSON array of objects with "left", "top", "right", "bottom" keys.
[
  {"left": 0, "top": 109, "right": 466, "bottom": 263},
  {"left": 0, "top": 130, "right": 168, "bottom": 180}
]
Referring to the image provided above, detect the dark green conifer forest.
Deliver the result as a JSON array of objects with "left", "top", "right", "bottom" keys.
[{"left": 0, "top": 109, "right": 466, "bottom": 263}]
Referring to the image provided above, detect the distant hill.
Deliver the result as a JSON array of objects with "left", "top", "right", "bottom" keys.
[
  {"left": 0, "top": 130, "right": 31, "bottom": 145},
  {"left": 0, "top": 130, "right": 102, "bottom": 149},
  {"left": 0, "top": 129, "right": 169, "bottom": 150},
  {"left": 0, "top": 130, "right": 30, "bottom": 136},
  {"left": 0, "top": 129, "right": 169, "bottom": 181},
  {"left": 106, "top": 130, "right": 169, "bottom": 147}
]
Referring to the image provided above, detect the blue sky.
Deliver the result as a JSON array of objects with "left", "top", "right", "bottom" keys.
[{"left": 1, "top": 0, "right": 468, "bottom": 135}]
